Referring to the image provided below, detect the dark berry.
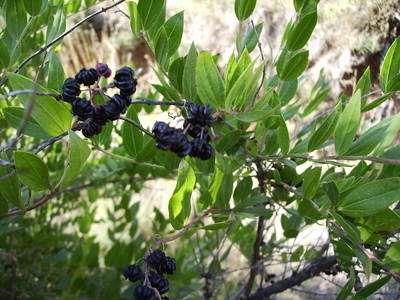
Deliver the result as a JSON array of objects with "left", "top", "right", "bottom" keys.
[
  {"left": 147, "top": 250, "right": 167, "bottom": 271},
  {"left": 160, "top": 257, "right": 176, "bottom": 275},
  {"left": 114, "top": 66, "right": 137, "bottom": 96},
  {"left": 75, "top": 67, "right": 99, "bottom": 86},
  {"left": 104, "top": 94, "right": 130, "bottom": 120},
  {"left": 170, "top": 130, "right": 192, "bottom": 157},
  {"left": 71, "top": 98, "right": 95, "bottom": 120},
  {"left": 122, "top": 264, "right": 143, "bottom": 282},
  {"left": 186, "top": 103, "right": 214, "bottom": 127},
  {"left": 133, "top": 285, "right": 155, "bottom": 300},
  {"left": 184, "top": 122, "right": 211, "bottom": 142},
  {"left": 81, "top": 120, "right": 103, "bottom": 138},
  {"left": 189, "top": 139, "right": 213, "bottom": 160},
  {"left": 62, "top": 78, "right": 81, "bottom": 103},
  {"left": 148, "top": 271, "right": 169, "bottom": 294},
  {"left": 96, "top": 63, "right": 112, "bottom": 78},
  {"left": 92, "top": 104, "right": 108, "bottom": 126}
]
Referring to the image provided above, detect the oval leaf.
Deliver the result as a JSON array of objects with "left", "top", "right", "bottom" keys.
[
  {"left": 287, "top": 12, "right": 318, "bottom": 51},
  {"left": 279, "top": 51, "right": 309, "bottom": 82},
  {"left": 338, "top": 178, "right": 400, "bottom": 217},
  {"left": 122, "top": 106, "right": 143, "bottom": 158},
  {"left": 14, "top": 151, "right": 50, "bottom": 191}
]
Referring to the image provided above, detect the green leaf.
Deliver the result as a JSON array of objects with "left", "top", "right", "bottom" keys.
[
  {"left": 344, "top": 116, "right": 391, "bottom": 156},
  {"left": 154, "top": 27, "right": 169, "bottom": 69},
  {"left": 279, "top": 51, "right": 309, "bottom": 82},
  {"left": 386, "top": 72, "right": 400, "bottom": 93},
  {"left": 7, "top": 73, "right": 72, "bottom": 136},
  {"left": 47, "top": 52, "right": 65, "bottom": 92},
  {"left": 0, "top": 153, "right": 24, "bottom": 210},
  {"left": 127, "top": 1, "right": 140, "bottom": 38},
  {"left": 233, "top": 176, "right": 253, "bottom": 205},
  {"left": 355, "top": 275, "right": 392, "bottom": 299},
  {"left": 65, "top": 0, "right": 81, "bottom": 14},
  {"left": 336, "top": 268, "right": 355, "bottom": 300},
  {"left": 337, "top": 178, "right": 400, "bottom": 218},
  {"left": 0, "top": 38, "right": 10, "bottom": 70},
  {"left": 278, "top": 115, "right": 290, "bottom": 155},
  {"left": 293, "top": 0, "right": 320, "bottom": 15},
  {"left": 240, "top": 22, "right": 263, "bottom": 54},
  {"left": 279, "top": 79, "right": 298, "bottom": 105},
  {"left": 23, "top": 0, "right": 44, "bottom": 16},
  {"left": 138, "top": 0, "right": 165, "bottom": 31},
  {"left": 335, "top": 90, "right": 361, "bottom": 155},
  {"left": 135, "top": 138, "right": 157, "bottom": 163},
  {"left": 380, "top": 36, "right": 400, "bottom": 90},
  {"left": 234, "top": 0, "right": 257, "bottom": 21},
  {"left": 234, "top": 110, "right": 273, "bottom": 123},
  {"left": 356, "top": 67, "right": 370, "bottom": 106},
  {"left": 168, "top": 160, "right": 195, "bottom": 230},
  {"left": 14, "top": 151, "right": 50, "bottom": 191},
  {"left": 330, "top": 210, "right": 363, "bottom": 244},
  {"left": 308, "top": 100, "right": 341, "bottom": 152},
  {"left": 46, "top": 4, "right": 66, "bottom": 46},
  {"left": 183, "top": 43, "right": 198, "bottom": 102},
  {"left": 169, "top": 57, "right": 185, "bottom": 94},
  {"left": 302, "top": 167, "right": 321, "bottom": 199},
  {"left": 361, "top": 93, "right": 392, "bottom": 113},
  {"left": 383, "top": 241, "right": 400, "bottom": 273},
  {"left": 234, "top": 195, "right": 267, "bottom": 211},
  {"left": 199, "top": 221, "right": 232, "bottom": 231},
  {"left": 163, "top": 11, "right": 184, "bottom": 57},
  {"left": 4, "top": 0, "right": 27, "bottom": 39},
  {"left": 199, "top": 155, "right": 233, "bottom": 209},
  {"left": 375, "top": 112, "right": 400, "bottom": 155},
  {"left": 2, "top": 107, "right": 53, "bottom": 140},
  {"left": 215, "top": 130, "right": 241, "bottom": 153},
  {"left": 287, "top": 12, "right": 317, "bottom": 51},
  {"left": 196, "top": 50, "right": 225, "bottom": 108},
  {"left": 60, "top": 130, "right": 91, "bottom": 189},
  {"left": 122, "top": 106, "right": 143, "bottom": 158},
  {"left": 321, "top": 181, "right": 340, "bottom": 206}
]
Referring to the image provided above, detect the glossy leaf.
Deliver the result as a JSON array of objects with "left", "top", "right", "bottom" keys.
[
  {"left": 240, "top": 22, "right": 263, "bottom": 54},
  {"left": 23, "top": 0, "right": 44, "bottom": 16},
  {"left": 215, "top": 130, "right": 241, "bottom": 153},
  {"left": 163, "top": 11, "right": 184, "bottom": 57},
  {"left": 122, "top": 106, "right": 143, "bottom": 158},
  {"left": 65, "top": 0, "right": 81, "bottom": 14},
  {"left": 14, "top": 151, "right": 50, "bottom": 191},
  {"left": 287, "top": 12, "right": 317, "bottom": 51},
  {"left": 337, "top": 177, "right": 400, "bottom": 218},
  {"left": 2, "top": 107, "right": 52, "bottom": 140},
  {"left": 279, "top": 79, "right": 298, "bottom": 105},
  {"left": 302, "top": 167, "right": 321, "bottom": 200},
  {"left": 127, "top": 1, "right": 140, "bottom": 38},
  {"left": 380, "top": 36, "right": 400, "bottom": 90},
  {"left": 234, "top": 110, "right": 273, "bottom": 123},
  {"left": 361, "top": 93, "right": 392, "bottom": 113},
  {"left": 375, "top": 112, "right": 400, "bottom": 155},
  {"left": 138, "top": 0, "right": 165, "bottom": 31},
  {"left": 234, "top": 0, "right": 257, "bottom": 21},
  {"left": 308, "top": 100, "right": 341, "bottom": 152},
  {"left": 279, "top": 51, "right": 309, "bottom": 82},
  {"left": 383, "top": 241, "right": 400, "bottom": 273},
  {"left": 168, "top": 160, "right": 195, "bottom": 230},
  {"left": 386, "top": 72, "right": 400, "bottom": 93},
  {"left": 0, "top": 38, "right": 10, "bottom": 70},
  {"left": 293, "top": 0, "right": 320, "bottom": 14},
  {"left": 183, "top": 43, "right": 198, "bottom": 102},
  {"left": 356, "top": 67, "right": 370, "bottom": 106},
  {"left": 0, "top": 153, "right": 24, "bottom": 210},
  {"left": 335, "top": 90, "right": 361, "bottom": 155},
  {"left": 46, "top": 5, "right": 66, "bottom": 46},
  {"left": 278, "top": 115, "right": 290, "bottom": 155},
  {"left": 169, "top": 57, "right": 185, "bottom": 94},
  {"left": 4, "top": 0, "right": 27, "bottom": 39},
  {"left": 8, "top": 73, "right": 72, "bottom": 136},
  {"left": 47, "top": 52, "right": 65, "bottom": 92},
  {"left": 196, "top": 50, "right": 225, "bottom": 108},
  {"left": 60, "top": 130, "right": 91, "bottom": 190},
  {"left": 154, "top": 27, "right": 169, "bottom": 69}
]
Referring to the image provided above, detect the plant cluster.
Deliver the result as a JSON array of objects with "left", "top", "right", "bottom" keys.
[
  {"left": 61, "top": 64, "right": 138, "bottom": 138},
  {"left": 153, "top": 103, "right": 214, "bottom": 160},
  {"left": 123, "top": 249, "right": 176, "bottom": 299}
]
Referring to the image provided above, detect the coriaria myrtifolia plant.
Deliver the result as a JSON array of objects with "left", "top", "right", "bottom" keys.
[{"left": 1, "top": 0, "right": 400, "bottom": 299}]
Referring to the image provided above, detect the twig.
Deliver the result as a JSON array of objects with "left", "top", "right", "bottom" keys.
[
  {"left": 0, "top": 0, "right": 127, "bottom": 88},
  {"left": 119, "top": 115, "right": 155, "bottom": 137},
  {"left": 0, "top": 159, "right": 15, "bottom": 168},
  {"left": 251, "top": 19, "right": 267, "bottom": 102},
  {"left": 0, "top": 90, "right": 63, "bottom": 102},
  {"left": 131, "top": 98, "right": 188, "bottom": 106}
]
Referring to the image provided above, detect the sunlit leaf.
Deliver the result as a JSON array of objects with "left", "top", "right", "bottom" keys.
[
  {"left": 234, "top": 0, "right": 257, "bottom": 21},
  {"left": 287, "top": 12, "right": 317, "bottom": 51},
  {"left": 0, "top": 153, "right": 24, "bottom": 210},
  {"left": 380, "top": 36, "right": 400, "bottom": 90},
  {"left": 279, "top": 51, "right": 309, "bottom": 82},
  {"left": 138, "top": 0, "right": 165, "bottom": 31}
]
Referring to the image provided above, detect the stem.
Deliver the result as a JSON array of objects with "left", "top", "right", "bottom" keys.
[
  {"left": 119, "top": 116, "right": 155, "bottom": 137},
  {"left": 131, "top": 98, "right": 187, "bottom": 107},
  {"left": 0, "top": 90, "right": 63, "bottom": 102}
]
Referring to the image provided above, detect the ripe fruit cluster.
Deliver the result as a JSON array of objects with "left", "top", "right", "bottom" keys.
[
  {"left": 152, "top": 103, "right": 214, "bottom": 160},
  {"left": 61, "top": 63, "right": 137, "bottom": 138},
  {"left": 123, "top": 249, "right": 176, "bottom": 300}
]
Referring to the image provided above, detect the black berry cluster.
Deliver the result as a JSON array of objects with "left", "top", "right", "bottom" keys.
[
  {"left": 123, "top": 249, "right": 176, "bottom": 300},
  {"left": 152, "top": 103, "right": 214, "bottom": 160},
  {"left": 61, "top": 63, "right": 138, "bottom": 138}
]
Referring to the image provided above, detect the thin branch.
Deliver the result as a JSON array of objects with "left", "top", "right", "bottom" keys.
[
  {"left": 0, "top": 159, "right": 15, "bottom": 168},
  {"left": 0, "top": 90, "right": 63, "bottom": 102},
  {"left": 0, "top": 0, "right": 127, "bottom": 87},
  {"left": 247, "top": 256, "right": 337, "bottom": 299},
  {"left": 251, "top": 19, "right": 267, "bottom": 102},
  {"left": 131, "top": 98, "right": 187, "bottom": 106},
  {"left": 119, "top": 115, "right": 155, "bottom": 137}
]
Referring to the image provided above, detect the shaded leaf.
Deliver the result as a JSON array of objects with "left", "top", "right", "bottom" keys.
[
  {"left": 122, "top": 106, "right": 143, "bottom": 158},
  {"left": 163, "top": 11, "right": 184, "bottom": 57},
  {"left": 138, "top": 0, "right": 165, "bottom": 31},
  {"left": 0, "top": 153, "right": 24, "bottom": 210},
  {"left": 14, "top": 151, "right": 50, "bottom": 191}
]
